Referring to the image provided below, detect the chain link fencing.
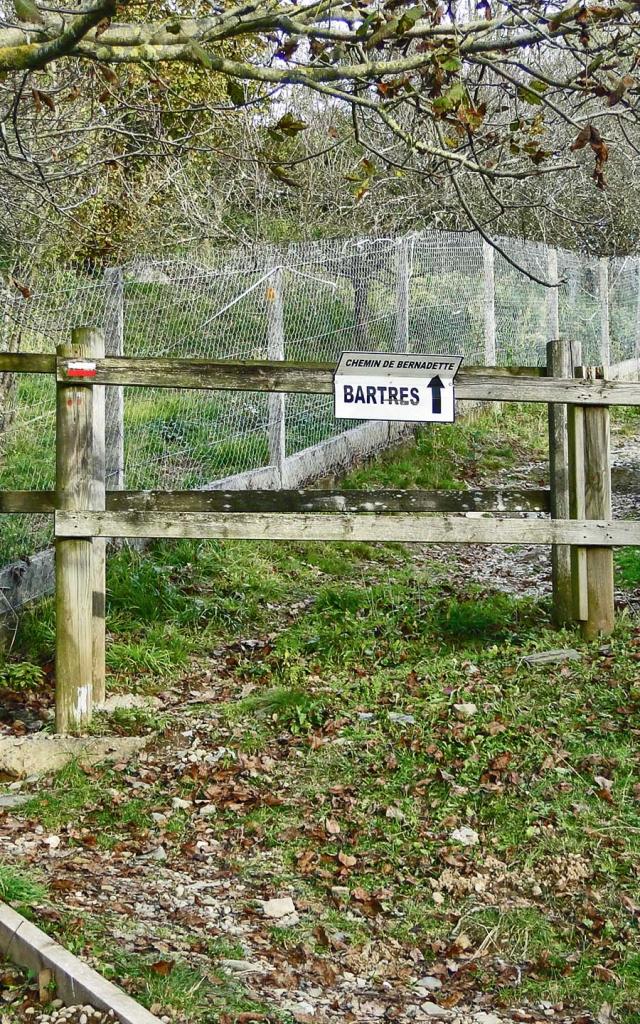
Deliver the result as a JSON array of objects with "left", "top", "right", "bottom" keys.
[{"left": 1, "top": 231, "right": 638, "bottom": 592}]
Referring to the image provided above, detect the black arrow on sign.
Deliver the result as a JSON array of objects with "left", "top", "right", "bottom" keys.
[{"left": 428, "top": 375, "right": 444, "bottom": 415}]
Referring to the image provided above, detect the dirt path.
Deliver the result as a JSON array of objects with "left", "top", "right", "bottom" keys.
[{"left": 422, "top": 429, "right": 640, "bottom": 608}]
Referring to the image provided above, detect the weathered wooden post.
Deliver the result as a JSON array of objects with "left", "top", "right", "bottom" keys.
[
  {"left": 395, "top": 238, "right": 410, "bottom": 352},
  {"left": 103, "top": 267, "right": 125, "bottom": 490},
  {"left": 55, "top": 328, "right": 106, "bottom": 732},
  {"left": 567, "top": 362, "right": 588, "bottom": 623},
  {"left": 581, "top": 365, "right": 615, "bottom": 639},
  {"left": 91, "top": 330, "right": 107, "bottom": 706},
  {"left": 547, "top": 337, "right": 578, "bottom": 625},
  {"left": 266, "top": 268, "right": 286, "bottom": 487}
]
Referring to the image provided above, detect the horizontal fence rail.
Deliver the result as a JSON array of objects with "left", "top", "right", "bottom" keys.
[
  {"left": 53, "top": 356, "right": 638, "bottom": 405},
  {"left": 0, "top": 488, "right": 552, "bottom": 515},
  {"left": 4, "top": 352, "right": 640, "bottom": 405},
  {"left": 55, "top": 511, "right": 640, "bottom": 546}
]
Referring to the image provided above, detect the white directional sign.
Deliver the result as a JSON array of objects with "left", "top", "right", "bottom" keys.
[{"left": 334, "top": 351, "right": 463, "bottom": 423}]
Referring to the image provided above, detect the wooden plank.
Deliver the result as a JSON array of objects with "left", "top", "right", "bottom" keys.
[
  {"left": 0, "top": 491, "right": 56, "bottom": 513},
  {"left": 104, "top": 487, "right": 551, "bottom": 514},
  {"left": 56, "top": 357, "right": 640, "bottom": 405},
  {"left": 0, "top": 486, "right": 552, "bottom": 515},
  {"left": 0, "top": 901, "right": 164, "bottom": 1024},
  {"left": 0, "top": 353, "right": 56, "bottom": 374},
  {"left": 582, "top": 366, "right": 614, "bottom": 639},
  {"left": 55, "top": 335, "right": 95, "bottom": 734},
  {"left": 55, "top": 510, "right": 640, "bottom": 546}
]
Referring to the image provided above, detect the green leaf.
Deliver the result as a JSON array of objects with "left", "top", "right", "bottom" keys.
[
  {"left": 517, "top": 84, "right": 544, "bottom": 105},
  {"left": 441, "top": 56, "right": 462, "bottom": 72},
  {"left": 398, "top": 5, "right": 424, "bottom": 32},
  {"left": 270, "top": 165, "right": 302, "bottom": 187},
  {"left": 14, "top": 0, "right": 44, "bottom": 24},
  {"left": 432, "top": 81, "right": 466, "bottom": 113},
  {"left": 356, "top": 12, "right": 378, "bottom": 38},
  {"left": 272, "top": 113, "right": 307, "bottom": 137},
  {"left": 529, "top": 80, "right": 549, "bottom": 93},
  {"left": 226, "top": 79, "right": 245, "bottom": 107},
  {"left": 189, "top": 41, "right": 213, "bottom": 70}
]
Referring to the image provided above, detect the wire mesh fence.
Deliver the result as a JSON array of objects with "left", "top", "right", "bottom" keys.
[{"left": 1, "top": 231, "right": 639, "bottom": 574}]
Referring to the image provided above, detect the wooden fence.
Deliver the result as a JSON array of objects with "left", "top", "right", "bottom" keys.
[{"left": 1, "top": 330, "right": 640, "bottom": 733}]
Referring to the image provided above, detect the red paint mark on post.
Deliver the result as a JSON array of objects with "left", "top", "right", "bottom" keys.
[{"left": 66, "top": 360, "right": 97, "bottom": 378}]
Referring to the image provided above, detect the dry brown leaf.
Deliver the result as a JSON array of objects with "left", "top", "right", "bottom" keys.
[{"left": 150, "top": 960, "right": 174, "bottom": 976}]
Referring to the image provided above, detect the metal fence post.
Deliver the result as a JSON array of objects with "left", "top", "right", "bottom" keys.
[
  {"left": 547, "top": 248, "right": 560, "bottom": 342},
  {"left": 55, "top": 329, "right": 105, "bottom": 732},
  {"left": 103, "top": 267, "right": 125, "bottom": 490},
  {"left": 483, "top": 240, "right": 496, "bottom": 365},
  {"left": 266, "top": 268, "right": 286, "bottom": 487},
  {"left": 395, "top": 238, "right": 410, "bottom": 352},
  {"left": 599, "top": 257, "right": 610, "bottom": 365},
  {"left": 636, "top": 258, "right": 640, "bottom": 369}
]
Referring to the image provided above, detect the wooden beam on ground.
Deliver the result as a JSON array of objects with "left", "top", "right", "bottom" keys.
[
  {"left": 55, "top": 511, "right": 640, "bottom": 546},
  {"left": 55, "top": 357, "right": 640, "bottom": 406}
]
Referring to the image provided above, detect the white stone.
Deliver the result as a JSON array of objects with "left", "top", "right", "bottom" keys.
[
  {"left": 220, "top": 960, "right": 267, "bottom": 975},
  {"left": 474, "top": 1014, "right": 502, "bottom": 1024},
  {"left": 421, "top": 1003, "right": 453, "bottom": 1019},
  {"left": 171, "top": 797, "right": 191, "bottom": 810},
  {"left": 260, "top": 896, "right": 296, "bottom": 919},
  {"left": 198, "top": 804, "right": 217, "bottom": 817},
  {"left": 453, "top": 702, "right": 478, "bottom": 719},
  {"left": 450, "top": 826, "right": 479, "bottom": 846},
  {"left": 416, "top": 977, "right": 442, "bottom": 991}
]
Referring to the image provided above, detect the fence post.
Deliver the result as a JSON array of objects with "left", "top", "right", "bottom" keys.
[
  {"left": 636, "top": 257, "right": 640, "bottom": 369},
  {"left": 266, "top": 268, "right": 286, "bottom": 487},
  {"left": 567, "top": 379, "right": 588, "bottom": 623},
  {"left": 547, "top": 249, "right": 560, "bottom": 342},
  {"left": 547, "top": 337, "right": 576, "bottom": 625},
  {"left": 55, "top": 329, "right": 104, "bottom": 732},
  {"left": 581, "top": 365, "right": 615, "bottom": 639},
  {"left": 395, "top": 238, "right": 410, "bottom": 352},
  {"left": 91, "top": 329, "right": 107, "bottom": 706},
  {"left": 482, "top": 241, "right": 496, "bottom": 365},
  {"left": 103, "top": 267, "right": 125, "bottom": 490},
  {"left": 599, "top": 256, "right": 610, "bottom": 365}
]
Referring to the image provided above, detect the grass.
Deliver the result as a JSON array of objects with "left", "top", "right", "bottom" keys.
[
  {"left": 0, "top": 862, "right": 48, "bottom": 907},
  {"left": 2, "top": 402, "right": 640, "bottom": 1022}
]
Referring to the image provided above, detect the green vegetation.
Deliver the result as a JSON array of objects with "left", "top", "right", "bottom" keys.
[
  {"left": 2, "top": 403, "right": 640, "bottom": 1022},
  {"left": 0, "top": 862, "right": 47, "bottom": 907}
]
